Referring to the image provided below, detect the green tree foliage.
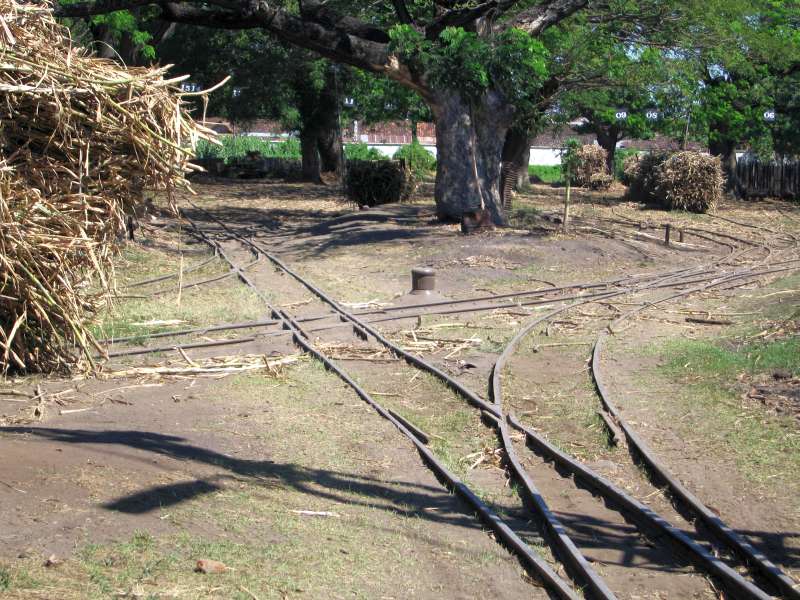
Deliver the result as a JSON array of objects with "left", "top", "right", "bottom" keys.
[
  {"left": 560, "top": 47, "right": 664, "bottom": 172},
  {"left": 347, "top": 71, "right": 430, "bottom": 138},
  {"left": 159, "top": 29, "right": 345, "bottom": 180},
  {"left": 57, "top": 0, "right": 800, "bottom": 218},
  {"left": 158, "top": 29, "right": 296, "bottom": 129},
  {"left": 387, "top": 24, "right": 549, "bottom": 129},
  {"left": 678, "top": 1, "right": 800, "bottom": 189}
]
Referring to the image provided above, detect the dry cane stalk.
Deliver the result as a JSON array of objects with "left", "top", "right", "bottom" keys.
[{"left": 0, "top": 0, "right": 218, "bottom": 374}]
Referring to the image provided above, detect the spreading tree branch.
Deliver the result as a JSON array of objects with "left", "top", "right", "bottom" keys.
[
  {"left": 508, "top": 0, "right": 589, "bottom": 35},
  {"left": 56, "top": 0, "right": 417, "bottom": 83}
]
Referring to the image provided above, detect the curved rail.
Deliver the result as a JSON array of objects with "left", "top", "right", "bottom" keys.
[
  {"left": 490, "top": 298, "right": 777, "bottom": 599},
  {"left": 183, "top": 214, "right": 581, "bottom": 599},
  {"left": 592, "top": 332, "right": 800, "bottom": 599},
  {"left": 183, "top": 204, "right": 799, "bottom": 599}
]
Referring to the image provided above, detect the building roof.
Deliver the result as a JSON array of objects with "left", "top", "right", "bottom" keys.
[{"left": 201, "top": 117, "right": 704, "bottom": 152}]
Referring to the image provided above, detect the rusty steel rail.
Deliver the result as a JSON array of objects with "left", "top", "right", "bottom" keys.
[
  {"left": 121, "top": 254, "right": 218, "bottom": 289},
  {"left": 182, "top": 213, "right": 582, "bottom": 599},
  {"left": 491, "top": 296, "right": 782, "bottom": 600},
  {"left": 490, "top": 255, "right": 800, "bottom": 598},
  {"left": 592, "top": 332, "right": 800, "bottom": 600},
  {"left": 183, "top": 206, "right": 768, "bottom": 598},
  {"left": 183, "top": 204, "right": 798, "bottom": 599}
]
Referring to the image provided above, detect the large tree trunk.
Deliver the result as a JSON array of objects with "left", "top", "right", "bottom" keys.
[
  {"left": 316, "top": 68, "right": 343, "bottom": 175},
  {"left": 430, "top": 89, "right": 513, "bottom": 226},
  {"left": 300, "top": 127, "right": 322, "bottom": 183},
  {"left": 317, "top": 128, "right": 342, "bottom": 174},
  {"left": 709, "top": 139, "right": 739, "bottom": 197},
  {"left": 596, "top": 127, "right": 620, "bottom": 175},
  {"left": 502, "top": 127, "right": 531, "bottom": 191}
]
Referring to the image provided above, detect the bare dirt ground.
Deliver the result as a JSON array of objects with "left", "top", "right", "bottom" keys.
[{"left": 1, "top": 178, "right": 798, "bottom": 598}]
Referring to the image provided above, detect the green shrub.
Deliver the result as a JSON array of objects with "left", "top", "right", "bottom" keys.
[
  {"left": 528, "top": 165, "right": 563, "bottom": 184},
  {"left": 196, "top": 136, "right": 300, "bottom": 163},
  {"left": 393, "top": 141, "right": 436, "bottom": 176},
  {"left": 344, "top": 143, "right": 385, "bottom": 161}
]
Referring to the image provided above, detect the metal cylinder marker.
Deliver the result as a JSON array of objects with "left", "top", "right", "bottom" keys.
[{"left": 411, "top": 267, "right": 436, "bottom": 295}]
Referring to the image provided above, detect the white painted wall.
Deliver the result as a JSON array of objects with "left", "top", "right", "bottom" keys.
[
  {"left": 528, "top": 148, "right": 562, "bottom": 166},
  {"left": 364, "top": 143, "right": 562, "bottom": 166},
  {"left": 243, "top": 135, "right": 563, "bottom": 166}
]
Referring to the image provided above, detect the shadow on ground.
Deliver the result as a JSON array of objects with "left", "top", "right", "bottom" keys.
[{"left": 4, "top": 426, "right": 797, "bottom": 576}]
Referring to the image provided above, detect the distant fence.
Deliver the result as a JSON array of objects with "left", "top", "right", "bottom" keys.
[{"left": 736, "top": 156, "right": 800, "bottom": 199}]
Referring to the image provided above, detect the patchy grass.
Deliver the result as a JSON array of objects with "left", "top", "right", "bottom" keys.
[
  {"left": 91, "top": 243, "right": 265, "bottom": 342},
  {"left": 501, "top": 332, "right": 615, "bottom": 461},
  {"left": 1, "top": 360, "right": 524, "bottom": 599},
  {"left": 654, "top": 335, "right": 800, "bottom": 490},
  {"left": 0, "top": 566, "right": 10, "bottom": 591},
  {"left": 661, "top": 338, "right": 800, "bottom": 379}
]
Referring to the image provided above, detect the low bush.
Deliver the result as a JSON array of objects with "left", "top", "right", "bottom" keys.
[
  {"left": 393, "top": 141, "right": 436, "bottom": 177},
  {"left": 344, "top": 143, "right": 385, "bottom": 161},
  {"left": 196, "top": 136, "right": 300, "bottom": 163}
]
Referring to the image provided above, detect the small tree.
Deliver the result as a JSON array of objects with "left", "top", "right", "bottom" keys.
[{"left": 560, "top": 139, "right": 582, "bottom": 232}]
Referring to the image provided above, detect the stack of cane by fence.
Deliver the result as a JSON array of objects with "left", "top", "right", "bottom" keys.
[
  {"left": 0, "top": 0, "right": 213, "bottom": 373},
  {"left": 626, "top": 151, "right": 723, "bottom": 213}
]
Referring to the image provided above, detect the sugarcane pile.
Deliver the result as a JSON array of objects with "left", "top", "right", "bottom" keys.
[
  {"left": 626, "top": 151, "right": 722, "bottom": 213},
  {"left": 0, "top": 0, "right": 212, "bottom": 373},
  {"left": 653, "top": 152, "right": 723, "bottom": 212},
  {"left": 625, "top": 152, "right": 665, "bottom": 203},
  {"left": 571, "top": 144, "right": 611, "bottom": 189},
  {"left": 621, "top": 153, "right": 643, "bottom": 186},
  {"left": 345, "top": 160, "right": 414, "bottom": 207}
]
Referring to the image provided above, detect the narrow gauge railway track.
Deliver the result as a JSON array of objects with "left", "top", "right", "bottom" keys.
[
  {"left": 491, "top": 233, "right": 800, "bottom": 597},
  {"left": 180, "top": 213, "right": 581, "bottom": 600},
  {"left": 98, "top": 266, "right": 713, "bottom": 349},
  {"left": 175, "top": 204, "right": 799, "bottom": 599},
  {"left": 103, "top": 231, "right": 784, "bottom": 360}
]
